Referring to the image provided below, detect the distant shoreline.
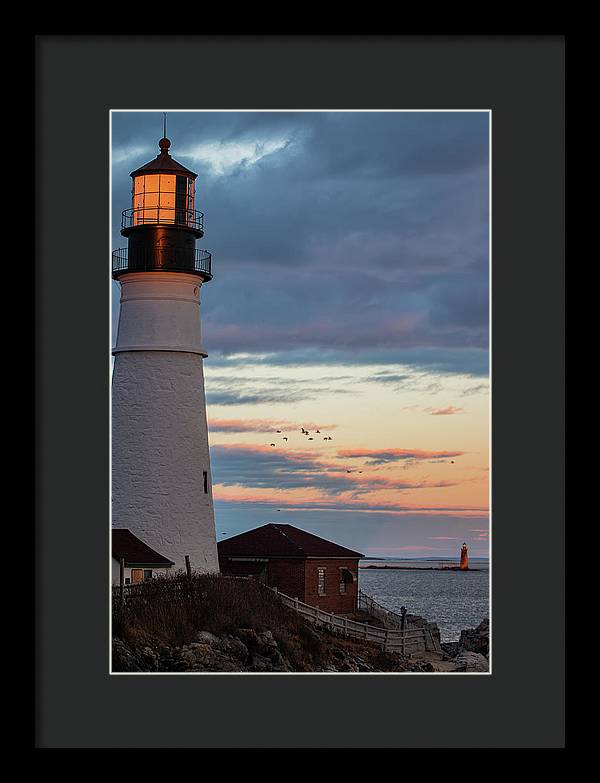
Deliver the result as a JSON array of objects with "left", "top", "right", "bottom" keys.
[{"left": 359, "top": 565, "right": 482, "bottom": 572}]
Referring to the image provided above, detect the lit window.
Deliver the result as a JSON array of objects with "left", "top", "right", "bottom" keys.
[
  {"left": 131, "top": 173, "right": 194, "bottom": 227},
  {"left": 318, "top": 568, "right": 326, "bottom": 595}
]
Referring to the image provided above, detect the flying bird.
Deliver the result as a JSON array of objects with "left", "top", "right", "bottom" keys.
[
  {"left": 308, "top": 437, "right": 313, "bottom": 440},
  {"left": 316, "top": 430, "right": 320, "bottom": 433},
  {"left": 270, "top": 443, "right": 276, "bottom": 447},
  {"left": 283, "top": 437, "right": 288, "bottom": 441},
  {"left": 276, "top": 430, "right": 281, "bottom": 433}
]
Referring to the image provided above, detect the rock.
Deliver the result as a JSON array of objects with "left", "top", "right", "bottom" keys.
[
  {"left": 195, "top": 631, "right": 221, "bottom": 646},
  {"left": 236, "top": 628, "right": 260, "bottom": 648},
  {"left": 408, "top": 660, "right": 435, "bottom": 672},
  {"left": 249, "top": 653, "right": 274, "bottom": 672},
  {"left": 257, "top": 630, "right": 279, "bottom": 654},
  {"left": 221, "top": 635, "right": 249, "bottom": 661},
  {"left": 112, "top": 639, "right": 144, "bottom": 672},
  {"left": 454, "top": 651, "right": 489, "bottom": 672},
  {"left": 441, "top": 641, "right": 461, "bottom": 658},
  {"left": 458, "top": 618, "right": 489, "bottom": 656}
]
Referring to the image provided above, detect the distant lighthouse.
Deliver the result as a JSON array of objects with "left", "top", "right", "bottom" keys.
[
  {"left": 459, "top": 542, "right": 469, "bottom": 570},
  {"left": 111, "top": 128, "right": 219, "bottom": 574}
]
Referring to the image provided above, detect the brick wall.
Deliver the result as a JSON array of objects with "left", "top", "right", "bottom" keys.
[
  {"left": 266, "top": 558, "right": 305, "bottom": 600},
  {"left": 303, "top": 559, "right": 359, "bottom": 614}
]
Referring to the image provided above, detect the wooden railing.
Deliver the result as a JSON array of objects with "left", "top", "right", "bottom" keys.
[
  {"left": 358, "top": 590, "right": 443, "bottom": 653},
  {"left": 271, "top": 587, "right": 435, "bottom": 656}
]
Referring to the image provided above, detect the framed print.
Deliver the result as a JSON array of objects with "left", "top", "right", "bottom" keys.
[{"left": 36, "top": 35, "right": 565, "bottom": 748}]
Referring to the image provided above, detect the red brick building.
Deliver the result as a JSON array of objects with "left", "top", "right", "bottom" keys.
[{"left": 217, "top": 523, "right": 363, "bottom": 614}]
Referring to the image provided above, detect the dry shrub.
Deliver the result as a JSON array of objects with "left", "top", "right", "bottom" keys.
[{"left": 112, "top": 573, "right": 319, "bottom": 650}]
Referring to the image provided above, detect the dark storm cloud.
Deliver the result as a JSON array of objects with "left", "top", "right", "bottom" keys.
[
  {"left": 205, "top": 371, "right": 359, "bottom": 407},
  {"left": 338, "top": 448, "right": 465, "bottom": 465},
  {"left": 206, "top": 390, "right": 308, "bottom": 407},
  {"left": 112, "top": 111, "right": 489, "bottom": 372},
  {"left": 210, "top": 444, "right": 357, "bottom": 494},
  {"left": 210, "top": 444, "right": 460, "bottom": 496},
  {"left": 206, "top": 346, "right": 489, "bottom": 377}
]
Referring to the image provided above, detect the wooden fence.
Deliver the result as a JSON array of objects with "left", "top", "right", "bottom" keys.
[
  {"left": 357, "top": 590, "right": 443, "bottom": 653},
  {"left": 271, "top": 587, "right": 440, "bottom": 656}
]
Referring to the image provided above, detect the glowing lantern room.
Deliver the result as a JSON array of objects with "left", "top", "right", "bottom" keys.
[
  {"left": 124, "top": 137, "right": 201, "bottom": 233},
  {"left": 113, "top": 136, "right": 212, "bottom": 281}
]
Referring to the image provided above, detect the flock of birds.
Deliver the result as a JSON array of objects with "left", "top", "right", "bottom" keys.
[
  {"left": 267, "top": 427, "right": 363, "bottom": 475},
  {"left": 268, "top": 427, "right": 333, "bottom": 448},
  {"left": 217, "top": 425, "right": 458, "bottom": 533}
]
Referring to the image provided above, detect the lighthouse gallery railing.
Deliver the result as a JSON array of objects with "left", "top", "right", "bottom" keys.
[{"left": 112, "top": 247, "right": 212, "bottom": 278}]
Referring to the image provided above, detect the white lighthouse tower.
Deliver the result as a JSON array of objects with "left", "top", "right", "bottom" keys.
[{"left": 111, "top": 131, "right": 219, "bottom": 574}]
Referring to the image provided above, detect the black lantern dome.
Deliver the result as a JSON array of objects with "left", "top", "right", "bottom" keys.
[{"left": 112, "top": 136, "right": 212, "bottom": 281}]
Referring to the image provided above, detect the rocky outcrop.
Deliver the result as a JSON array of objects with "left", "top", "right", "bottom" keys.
[
  {"left": 458, "top": 618, "right": 489, "bottom": 656},
  {"left": 112, "top": 625, "right": 435, "bottom": 673},
  {"left": 453, "top": 651, "right": 489, "bottom": 672},
  {"left": 439, "top": 618, "right": 489, "bottom": 672}
]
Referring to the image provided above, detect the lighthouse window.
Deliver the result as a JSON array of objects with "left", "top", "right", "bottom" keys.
[
  {"left": 175, "top": 175, "right": 188, "bottom": 225},
  {"left": 203, "top": 471, "right": 208, "bottom": 494},
  {"left": 188, "top": 178, "right": 195, "bottom": 215},
  {"left": 131, "top": 174, "right": 193, "bottom": 228}
]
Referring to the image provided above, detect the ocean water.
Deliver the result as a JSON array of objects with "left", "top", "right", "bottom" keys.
[{"left": 359, "top": 559, "right": 490, "bottom": 642}]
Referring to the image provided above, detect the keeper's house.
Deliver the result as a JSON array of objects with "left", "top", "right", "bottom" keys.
[
  {"left": 218, "top": 523, "right": 363, "bottom": 614},
  {"left": 112, "top": 528, "right": 175, "bottom": 585}
]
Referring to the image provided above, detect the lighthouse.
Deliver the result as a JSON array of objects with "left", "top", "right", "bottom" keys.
[
  {"left": 111, "top": 130, "right": 219, "bottom": 574},
  {"left": 459, "top": 542, "right": 469, "bottom": 570}
]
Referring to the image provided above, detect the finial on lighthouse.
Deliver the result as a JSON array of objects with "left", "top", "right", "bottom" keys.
[{"left": 159, "top": 112, "right": 170, "bottom": 153}]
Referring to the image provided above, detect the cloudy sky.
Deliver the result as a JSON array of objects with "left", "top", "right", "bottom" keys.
[{"left": 111, "top": 111, "right": 490, "bottom": 559}]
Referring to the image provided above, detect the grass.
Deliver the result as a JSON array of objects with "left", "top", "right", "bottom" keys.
[{"left": 113, "top": 573, "right": 322, "bottom": 662}]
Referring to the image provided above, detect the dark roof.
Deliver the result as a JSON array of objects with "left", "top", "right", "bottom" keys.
[
  {"left": 217, "top": 524, "right": 364, "bottom": 559},
  {"left": 112, "top": 529, "right": 175, "bottom": 567},
  {"left": 130, "top": 138, "right": 197, "bottom": 179}
]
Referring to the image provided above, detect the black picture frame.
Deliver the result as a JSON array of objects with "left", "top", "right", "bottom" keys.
[{"left": 36, "top": 35, "right": 565, "bottom": 748}]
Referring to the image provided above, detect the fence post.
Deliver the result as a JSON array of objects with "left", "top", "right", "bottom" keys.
[
  {"left": 344, "top": 617, "right": 349, "bottom": 637},
  {"left": 384, "top": 629, "right": 389, "bottom": 652},
  {"left": 185, "top": 555, "right": 192, "bottom": 581},
  {"left": 119, "top": 557, "right": 125, "bottom": 606},
  {"left": 294, "top": 596, "right": 299, "bottom": 611},
  {"left": 400, "top": 610, "right": 406, "bottom": 656},
  {"left": 400, "top": 605, "right": 407, "bottom": 653},
  {"left": 273, "top": 586, "right": 278, "bottom": 596}
]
